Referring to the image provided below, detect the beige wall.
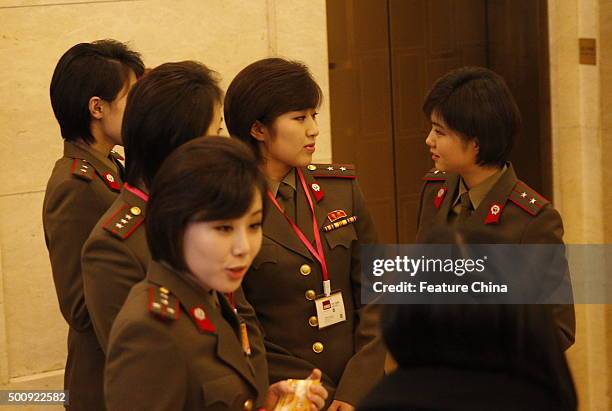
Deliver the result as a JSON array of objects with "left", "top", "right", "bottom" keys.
[
  {"left": 0, "top": 0, "right": 331, "bottom": 388},
  {"left": 549, "top": 0, "right": 611, "bottom": 409}
]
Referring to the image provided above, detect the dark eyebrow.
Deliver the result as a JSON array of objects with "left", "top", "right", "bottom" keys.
[{"left": 431, "top": 121, "right": 444, "bottom": 128}]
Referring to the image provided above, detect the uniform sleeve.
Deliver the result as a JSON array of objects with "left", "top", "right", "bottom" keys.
[
  {"left": 334, "top": 180, "right": 385, "bottom": 405},
  {"left": 105, "top": 318, "right": 188, "bottom": 411},
  {"left": 43, "top": 179, "right": 107, "bottom": 331},
  {"left": 521, "top": 206, "right": 575, "bottom": 350},
  {"left": 82, "top": 234, "right": 145, "bottom": 352}
]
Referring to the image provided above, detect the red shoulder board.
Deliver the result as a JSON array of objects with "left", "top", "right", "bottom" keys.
[
  {"left": 102, "top": 204, "right": 145, "bottom": 240},
  {"left": 508, "top": 181, "right": 550, "bottom": 216},
  {"left": 306, "top": 163, "right": 356, "bottom": 179},
  {"left": 70, "top": 159, "right": 94, "bottom": 181},
  {"left": 423, "top": 169, "right": 448, "bottom": 182},
  {"left": 148, "top": 286, "right": 180, "bottom": 321}
]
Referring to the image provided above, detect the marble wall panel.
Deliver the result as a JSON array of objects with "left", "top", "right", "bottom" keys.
[
  {"left": 0, "top": 0, "right": 270, "bottom": 197},
  {"left": 0, "top": 191, "right": 67, "bottom": 378},
  {"left": 274, "top": 0, "right": 332, "bottom": 162}
]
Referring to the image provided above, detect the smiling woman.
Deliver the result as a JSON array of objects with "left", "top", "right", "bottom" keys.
[
  {"left": 104, "top": 137, "right": 328, "bottom": 411},
  {"left": 224, "top": 58, "right": 385, "bottom": 411}
]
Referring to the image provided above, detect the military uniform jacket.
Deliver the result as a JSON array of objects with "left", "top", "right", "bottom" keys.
[
  {"left": 42, "top": 140, "right": 123, "bottom": 410},
  {"left": 416, "top": 163, "right": 575, "bottom": 349},
  {"left": 82, "top": 185, "right": 150, "bottom": 351},
  {"left": 242, "top": 164, "right": 385, "bottom": 407},
  {"left": 105, "top": 261, "right": 268, "bottom": 411}
]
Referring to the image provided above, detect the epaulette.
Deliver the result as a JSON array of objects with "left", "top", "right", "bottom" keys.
[
  {"left": 508, "top": 181, "right": 550, "bottom": 216},
  {"left": 110, "top": 150, "right": 124, "bottom": 162},
  {"left": 306, "top": 163, "right": 355, "bottom": 179},
  {"left": 148, "top": 286, "right": 180, "bottom": 321},
  {"left": 423, "top": 169, "right": 448, "bottom": 181},
  {"left": 70, "top": 159, "right": 94, "bottom": 181},
  {"left": 102, "top": 204, "right": 144, "bottom": 240}
]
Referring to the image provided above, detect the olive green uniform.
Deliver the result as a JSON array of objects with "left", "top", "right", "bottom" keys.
[
  {"left": 242, "top": 164, "right": 385, "bottom": 408},
  {"left": 82, "top": 186, "right": 149, "bottom": 351},
  {"left": 416, "top": 163, "right": 575, "bottom": 349},
  {"left": 105, "top": 261, "right": 268, "bottom": 411},
  {"left": 42, "top": 141, "right": 123, "bottom": 410}
]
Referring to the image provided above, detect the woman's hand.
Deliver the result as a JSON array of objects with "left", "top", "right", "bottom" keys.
[
  {"left": 263, "top": 368, "right": 328, "bottom": 411},
  {"left": 327, "top": 400, "right": 355, "bottom": 411}
]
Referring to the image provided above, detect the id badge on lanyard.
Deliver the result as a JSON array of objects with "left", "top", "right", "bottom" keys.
[{"left": 267, "top": 168, "right": 347, "bottom": 329}]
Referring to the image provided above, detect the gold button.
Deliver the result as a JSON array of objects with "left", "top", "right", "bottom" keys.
[
  {"left": 130, "top": 206, "right": 142, "bottom": 216},
  {"left": 308, "top": 316, "right": 318, "bottom": 327},
  {"left": 312, "top": 342, "right": 324, "bottom": 353},
  {"left": 305, "top": 290, "right": 316, "bottom": 301},
  {"left": 243, "top": 399, "right": 253, "bottom": 411},
  {"left": 300, "top": 264, "right": 311, "bottom": 276},
  {"left": 307, "top": 164, "right": 317, "bottom": 171}
]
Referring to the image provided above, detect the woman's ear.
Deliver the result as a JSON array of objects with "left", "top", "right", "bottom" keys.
[
  {"left": 89, "top": 96, "right": 104, "bottom": 120},
  {"left": 250, "top": 120, "right": 267, "bottom": 142}
]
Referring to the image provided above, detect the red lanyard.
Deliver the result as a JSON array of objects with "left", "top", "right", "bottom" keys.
[
  {"left": 267, "top": 168, "right": 331, "bottom": 296},
  {"left": 124, "top": 182, "right": 149, "bottom": 202}
]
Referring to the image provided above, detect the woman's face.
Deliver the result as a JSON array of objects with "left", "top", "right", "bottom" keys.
[
  {"left": 100, "top": 69, "right": 138, "bottom": 146},
  {"left": 206, "top": 102, "right": 225, "bottom": 136},
  {"left": 425, "top": 112, "right": 478, "bottom": 175},
  {"left": 260, "top": 108, "right": 319, "bottom": 169},
  {"left": 182, "top": 192, "right": 263, "bottom": 293}
]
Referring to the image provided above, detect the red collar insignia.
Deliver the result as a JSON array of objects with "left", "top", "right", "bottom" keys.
[
  {"left": 434, "top": 187, "right": 448, "bottom": 209},
  {"left": 189, "top": 306, "right": 216, "bottom": 333},
  {"left": 484, "top": 202, "right": 503, "bottom": 224}
]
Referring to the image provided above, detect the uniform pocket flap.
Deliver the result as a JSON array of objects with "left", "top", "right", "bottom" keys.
[
  {"left": 323, "top": 224, "right": 357, "bottom": 249},
  {"left": 202, "top": 374, "right": 247, "bottom": 409}
]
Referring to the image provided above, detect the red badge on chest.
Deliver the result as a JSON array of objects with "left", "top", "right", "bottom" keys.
[
  {"left": 484, "top": 203, "right": 503, "bottom": 224},
  {"left": 434, "top": 187, "right": 448, "bottom": 209},
  {"left": 327, "top": 209, "right": 347, "bottom": 223},
  {"left": 189, "top": 306, "right": 216, "bottom": 333}
]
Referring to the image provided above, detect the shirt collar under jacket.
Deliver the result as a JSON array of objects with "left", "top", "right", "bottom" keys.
[
  {"left": 453, "top": 164, "right": 508, "bottom": 212},
  {"left": 268, "top": 167, "right": 297, "bottom": 197}
]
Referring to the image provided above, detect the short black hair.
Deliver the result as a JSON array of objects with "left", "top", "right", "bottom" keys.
[
  {"left": 382, "top": 304, "right": 577, "bottom": 410},
  {"left": 423, "top": 66, "right": 521, "bottom": 167},
  {"left": 224, "top": 57, "right": 323, "bottom": 160},
  {"left": 122, "top": 61, "right": 223, "bottom": 189},
  {"left": 146, "top": 137, "right": 267, "bottom": 273},
  {"left": 49, "top": 39, "right": 144, "bottom": 144}
]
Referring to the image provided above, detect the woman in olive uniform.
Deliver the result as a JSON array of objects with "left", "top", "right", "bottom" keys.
[
  {"left": 43, "top": 40, "right": 144, "bottom": 410},
  {"left": 105, "top": 137, "right": 327, "bottom": 411},
  {"left": 416, "top": 66, "right": 574, "bottom": 349},
  {"left": 224, "top": 58, "right": 385, "bottom": 411},
  {"left": 81, "top": 61, "right": 225, "bottom": 351}
]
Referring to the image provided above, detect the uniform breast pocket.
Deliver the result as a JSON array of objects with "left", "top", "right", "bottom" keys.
[
  {"left": 201, "top": 374, "right": 249, "bottom": 410},
  {"left": 251, "top": 242, "right": 278, "bottom": 269},
  {"left": 323, "top": 223, "right": 358, "bottom": 250}
]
